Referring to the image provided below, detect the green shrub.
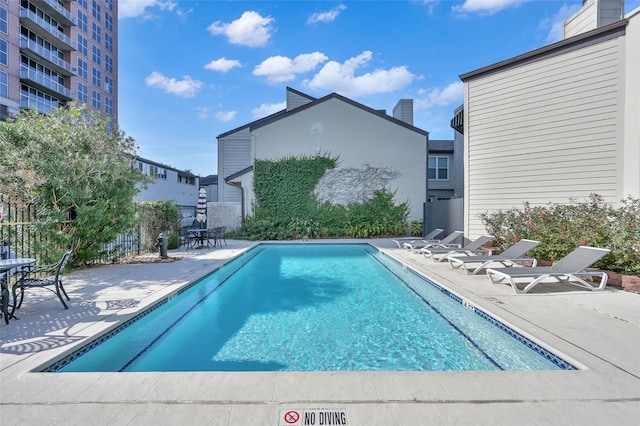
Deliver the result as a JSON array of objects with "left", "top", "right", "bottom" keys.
[
  {"left": 479, "top": 194, "right": 640, "bottom": 275},
  {"left": 167, "top": 232, "right": 180, "bottom": 250}
]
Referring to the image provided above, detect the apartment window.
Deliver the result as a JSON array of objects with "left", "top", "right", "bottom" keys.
[
  {"left": 92, "top": 90, "right": 101, "bottom": 110},
  {"left": 105, "top": 96, "right": 112, "bottom": 115},
  {"left": 105, "top": 0, "right": 114, "bottom": 11},
  {"left": 105, "top": 13, "right": 113, "bottom": 32},
  {"left": 104, "top": 75, "right": 113, "bottom": 94},
  {"left": 105, "top": 55, "right": 113, "bottom": 74},
  {"left": 91, "top": 67, "right": 101, "bottom": 87},
  {"left": 91, "top": 22, "right": 101, "bottom": 43},
  {"left": 105, "top": 33, "right": 113, "bottom": 53},
  {"left": 77, "top": 34, "right": 87, "bottom": 56},
  {"left": 77, "top": 10, "right": 88, "bottom": 33},
  {"left": 92, "top": 0, "right": 101, "bottom": 22},
  {"left": 91, "top": 45, "right": 101, "bottom": 65},
  {"left": 77, "top": 82, "right": 88, "bottom": 103},
  {"left": 0, "top": 71, "right": 8, "bottom": 97},
  {"left": 1, "top": 7, "right": 8, "bottom": 34},
  {"left": 0, "top": 38, "right": 7, "bottom": 66},
  {"left": 77, "top": 58, "right": 87, "bottom": 79},
  {"left": 178, "top": 174, "right": 195, "bottom": 185},
  {"left": 79, "top": 0, "right": 88, "bottom": 10},
  {"left": 428, "top": 156, "right": 449, "bottom": 180}
]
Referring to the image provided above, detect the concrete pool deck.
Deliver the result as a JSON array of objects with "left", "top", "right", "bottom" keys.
[{"left": 1, "top": 239, "right": 639, "bottom": 425}]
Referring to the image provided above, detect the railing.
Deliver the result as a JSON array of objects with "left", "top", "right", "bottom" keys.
[
  {"left": 19, "top": 9, "right": 77, "bottom": 50},
  {"left": 0, "top": 197, "right": 142, "bottom": 265},
  {"left": 20, "top": 38, "right": 76, "bottom": 75},
  {"left": 20, "top": 68, "right": 74, "bottom": 99}
]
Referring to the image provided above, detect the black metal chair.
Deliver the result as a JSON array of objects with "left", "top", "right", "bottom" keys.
[
  {"left": 218, "top": 226, "right": 227, "bottom": 246},
  {"left": 1, "top": 272, "right": 10, "bottom": 324},
  {"left": 11, "top": 250, "right": 72, "bottom": 315}
]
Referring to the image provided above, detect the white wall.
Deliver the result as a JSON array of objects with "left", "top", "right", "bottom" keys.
[
  {"left": 622, "top": 8, "right": 640, "bottom": 198},
  {"left": 251, "top": 98, "right": 427, "bottom": 221},
  {"left": 463, "top": 35, "right": 626, "bottom": 239}
]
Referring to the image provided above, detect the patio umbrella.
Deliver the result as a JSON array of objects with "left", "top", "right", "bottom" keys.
[{"left": 196, "top": 187, "right": 207, "bottom": 229}]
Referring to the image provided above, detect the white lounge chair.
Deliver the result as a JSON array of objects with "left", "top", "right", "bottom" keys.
[
  {"left": 486, "top": 246, "right": 611, "bottom": 294},
  {"left": 392, "top": 228, "right": 443, "bottom": 248},
  {"left": 420, "top": 235, "right": 494, "bottom": 262},
  {"left": 448, "top": 239, "right": 540, "bottom": 274},
  {"left": 403, "top": 230, "right": 463, "bottom": 253}
]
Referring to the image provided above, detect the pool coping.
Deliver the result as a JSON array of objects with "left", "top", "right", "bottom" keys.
[{"left": 1, "top": 239, "right": 639, "bottom": 424}]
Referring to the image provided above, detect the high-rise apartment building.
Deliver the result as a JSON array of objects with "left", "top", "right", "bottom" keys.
[{"left": 0, "top": 0, "right": 117, "bottom": 122}]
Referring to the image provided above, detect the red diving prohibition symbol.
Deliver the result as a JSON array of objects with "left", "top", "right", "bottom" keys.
[{"left": 284, "top": 410, "right": 300, "bottom": 424}]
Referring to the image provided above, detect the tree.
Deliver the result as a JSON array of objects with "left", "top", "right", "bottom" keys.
[{"left": 0, "top": 102, "right": 152, "bottom": 266}]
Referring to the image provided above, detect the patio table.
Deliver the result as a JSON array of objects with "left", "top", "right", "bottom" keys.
[
  {"left": 0, "top": 258, "right": 35, "bottom": 324},
  {"left": 187, "top": 228, "right": 212, "bottom": 249}
]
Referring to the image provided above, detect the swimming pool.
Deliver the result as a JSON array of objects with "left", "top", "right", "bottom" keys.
[{"left": 46, "top": 244, "right": 576, "bottom": 372}]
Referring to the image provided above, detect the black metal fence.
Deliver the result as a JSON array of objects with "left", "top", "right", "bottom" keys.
[{"left": 1, "top": 196, "right": 141, "bottom": 264}]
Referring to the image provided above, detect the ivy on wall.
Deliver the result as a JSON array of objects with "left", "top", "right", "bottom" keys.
[
  {"left": 240, "top": 154, "right": 410, "bottom": 240},
  {"left": 253, "top": 155, "right": 338, "bottom": 221}
]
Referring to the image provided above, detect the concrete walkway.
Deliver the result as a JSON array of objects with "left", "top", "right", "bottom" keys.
[{"left": 1, "top": 239, "right": 639, "bottom": 425}]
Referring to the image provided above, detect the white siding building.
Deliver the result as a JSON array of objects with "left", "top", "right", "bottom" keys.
[
  {"left": 217, "top": 87, "right": 429, "bottom": 229},
  {"left": 134, "top": 157, "right": 200, "bottom": 217},
  {"left": 460, "top": 0, "right": 639, "bottom": 239}
]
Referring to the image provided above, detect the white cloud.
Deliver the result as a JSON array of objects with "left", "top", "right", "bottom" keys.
[
  {"left": 539, "top": 3, "right": 582, "bottom": 43},
  {"left": 416, "top": 82, "right": 464, "bottom": 109},
  {"left": 204, "top": 57, "right": 242, "bottom": 73},
  {"left": 215, "top": 111, "right": 237, "bottom": 122},
  {"left": 308, "top": 4, "right": 347, "bottom": 24},
  {"left": 452, "top": 0, "right": 527, "bottom": 15},
  {"left": 253, "top": 52, "right": 328, "bottom": 83},
  {"left": 303, "top": 51, "right": 415, "bottom": 97},
  {"left": 145, "top": 72, "right": 203, "bottom": 98},
  {"left": 208, "top": 11, "right": 274, "bottom": 47},
  {"left": 118, "top": 0, "right": 177, "bottom": 19},
  {"left": 252, "top": 102, "right": 286, "bottom": 119}
]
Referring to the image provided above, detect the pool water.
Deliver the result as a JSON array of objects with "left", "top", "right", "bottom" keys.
[{"left": 52, "top": 244, "right": 573, "bottom": 372}]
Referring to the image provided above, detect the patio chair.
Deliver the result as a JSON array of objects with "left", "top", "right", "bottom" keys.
[
  {"left": 207, "top": 226, "right": 228, "bottom": 247},
  {"left": 403, "top": 230, "right": 463, "bottom": 253},
  {"left": 11, "top": 250, "right": 72, "bottom": 314},
  {"left": 419, "top": 235, "right": 494, "bottom": 262},
  {"left": 486, "top": 246, "right": 611, "bottom": 294},
  {"left": 448, "top": 239, "right": 540, "bottom": 274},
  {"left": 392, "top": 228, "right": 443, "bottom": 248}
]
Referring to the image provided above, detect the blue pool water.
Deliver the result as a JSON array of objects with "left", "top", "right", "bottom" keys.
[{"left": 49, "top": 244, "right": 574, "bottom": 372}]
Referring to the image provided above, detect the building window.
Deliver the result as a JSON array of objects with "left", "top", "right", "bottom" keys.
[
  {"left": 0, "top": 71, "right": 8, "bottom": 97},
  {"left": 92, "top": 0, "right": 102, "bottom": 22},
  {"left": 104, "top": 75, "right": 113, "bottom": 94},
  {"left": 105, "top": 96, "right": 112, "bottom": 115},
  {"left": 105, "top": 13, "right": 113, "bottom": 32},
  {"left": 105, "top": 33, "right": 113, "bottom": 53},
  {"left": 428, "top": 156, "right": 449, "bottom": 180},
  {"left": 77, "top": 34, "right": 87, "bottom": 56},
  {"left": 91, "top": 45, "right": 101, "bottom": 65},
  {"left": 77, "top": 10, "right": 88, "bottom": 33},
  {"left": 1, "top": 7, "right": 8, "bottom": 35},
  {"left": 105, "top": 54, "right": 113, "bottom": 74},
  {"left": 77, "top": 82, "right": 88, "bottom": 103},
  {"left": 77, "top": 58, "right": 87, "bottom": 79},
  {"left": 92, "top": 90, "right": 101, "bottom": 110},
  {"left": 178, "top": 174, "right": 195, "bottom": 185},
  {"left": 0, "top": 38, "right": 7, "bottom": 66},
  {"left": 91, "top": 22, "right": 101, "bottom": 43},
  {"left": 105, "top": 0, "right": 114, "bottom": 11},
  {"left": 79, "top": 0, "right": 88, "bottom": 10},
  {"left": 92, "top": 67, "right": 101, "bottom": 87}
]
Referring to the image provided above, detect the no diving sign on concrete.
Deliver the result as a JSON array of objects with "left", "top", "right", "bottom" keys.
[{"left": 280, "top": 409, "right": 349, "bottom": 426}]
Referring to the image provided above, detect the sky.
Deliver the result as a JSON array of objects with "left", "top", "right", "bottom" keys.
[{"left": 117, "top": 0, "right": 640, "bottom": 177}]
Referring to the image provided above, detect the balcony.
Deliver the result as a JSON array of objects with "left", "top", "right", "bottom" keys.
[
  {"left": 35, "top": 0, "right": 76, "bottom": 26},
  {"left": 19, "top": 98, "right": 58, "bottom": 115},
  {"left": 19, "top": 9, "right": 77, "bottom": 51},
  {"left": 20, "top": 68, "right": 74, "bottom": 100},
  {"left": 20, "top": 38, "right": 76, "bottom": 76}
]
